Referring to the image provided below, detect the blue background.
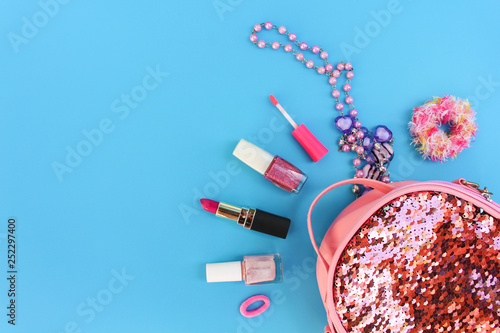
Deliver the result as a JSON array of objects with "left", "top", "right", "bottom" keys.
[{"left": 1, "top": 0, "right": 500, "bottom": 332}]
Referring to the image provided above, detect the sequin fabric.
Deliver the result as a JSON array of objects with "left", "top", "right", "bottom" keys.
[{"left": 333, "top": 191, "right": 500, "bottom": 332}]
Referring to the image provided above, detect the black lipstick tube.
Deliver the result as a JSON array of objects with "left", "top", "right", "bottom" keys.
[{"left": 216, "top": 202, "right": 291, "bottom": 239}]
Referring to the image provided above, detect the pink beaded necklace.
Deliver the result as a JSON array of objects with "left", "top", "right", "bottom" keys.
[{"left": 250, "top": 22, "right": 395, "bottom": 193}]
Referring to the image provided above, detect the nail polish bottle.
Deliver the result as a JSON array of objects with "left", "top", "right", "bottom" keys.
[
  {"left": 233, "top": 139, "right": 308, "bottom": 194},
  {"left": 206, "top": 254, "right": 283, "bottom": 285}
]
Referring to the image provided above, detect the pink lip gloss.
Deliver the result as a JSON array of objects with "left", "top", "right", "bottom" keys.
[
  {"left": 206, "top": 254, "right": 283, "bottom": 285},
  {"left": 270, "top": 95, "right": 328, "bottom": 162},
  {"left": 233, "top": 139, "right": 307, "bottom": 194}
]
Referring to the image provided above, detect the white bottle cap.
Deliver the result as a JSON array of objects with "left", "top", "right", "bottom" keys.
[
  {"left": 233, "top": 139, "right": 274, "bottom": 175},
  {"left": 206, "top": 261, "right": 242, "bottom": 283}
]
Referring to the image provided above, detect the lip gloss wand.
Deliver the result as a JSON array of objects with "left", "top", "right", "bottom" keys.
[{"left": 270, "top": 94, "right": 328, "bottom": 162}]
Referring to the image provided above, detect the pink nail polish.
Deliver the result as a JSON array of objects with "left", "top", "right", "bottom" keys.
[
  {"left": 233, "top": 139, "right": 308, "bottom": 194},
  {"left": 206, "top": 254, "right": 283, "bottom": 285}
]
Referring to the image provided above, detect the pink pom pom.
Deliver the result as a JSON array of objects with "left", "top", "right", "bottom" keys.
[{"left": 408, "top": 95, "right": 477, "bottom": 162}]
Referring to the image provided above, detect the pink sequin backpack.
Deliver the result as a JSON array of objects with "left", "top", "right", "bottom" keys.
[{"left": 307, "top": 178, "right": 500, "bottom": 333}]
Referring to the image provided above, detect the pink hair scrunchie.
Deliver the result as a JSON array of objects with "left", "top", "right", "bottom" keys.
[
  {"left": 240, "top": 295, "right": 270, "bottom": 318},
  {"left": 409, "top": 95, "right": 478, "bottom": 162}
]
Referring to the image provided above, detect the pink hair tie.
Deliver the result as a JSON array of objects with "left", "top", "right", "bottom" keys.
[
  {"left": 240, "top": 295, "right": 270, "bottom": 318},
  {"left": 409, "top": 95, "right": 478, "bottom": 162}
]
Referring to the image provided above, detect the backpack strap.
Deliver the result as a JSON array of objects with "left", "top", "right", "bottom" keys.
[{"left": 307, "top": 178, "right": 394, "bottom": 269}]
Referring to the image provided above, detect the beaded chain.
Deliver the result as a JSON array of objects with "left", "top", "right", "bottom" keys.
[{"left": 249, "top": 22, "right": 395, "bottom": 193}]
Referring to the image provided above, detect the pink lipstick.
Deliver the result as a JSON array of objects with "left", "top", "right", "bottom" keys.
[{"left": 200, "top": 199, "right": 291, "bottom": 239}]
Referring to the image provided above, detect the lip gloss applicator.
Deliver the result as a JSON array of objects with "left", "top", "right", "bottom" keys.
[
  {"left": 270, "top": 94, "right": 328, "bottom": 162},
  {"left": 200, "top": 198, "right": 291, "bottom": 239}
]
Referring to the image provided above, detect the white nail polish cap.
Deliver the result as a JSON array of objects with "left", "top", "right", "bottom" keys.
[
  {"left": 233, "top": 139, "right": 274, "bottom": 175},
  {"left": 206, "top": 261, "right": 242, "bottom": 283}
]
